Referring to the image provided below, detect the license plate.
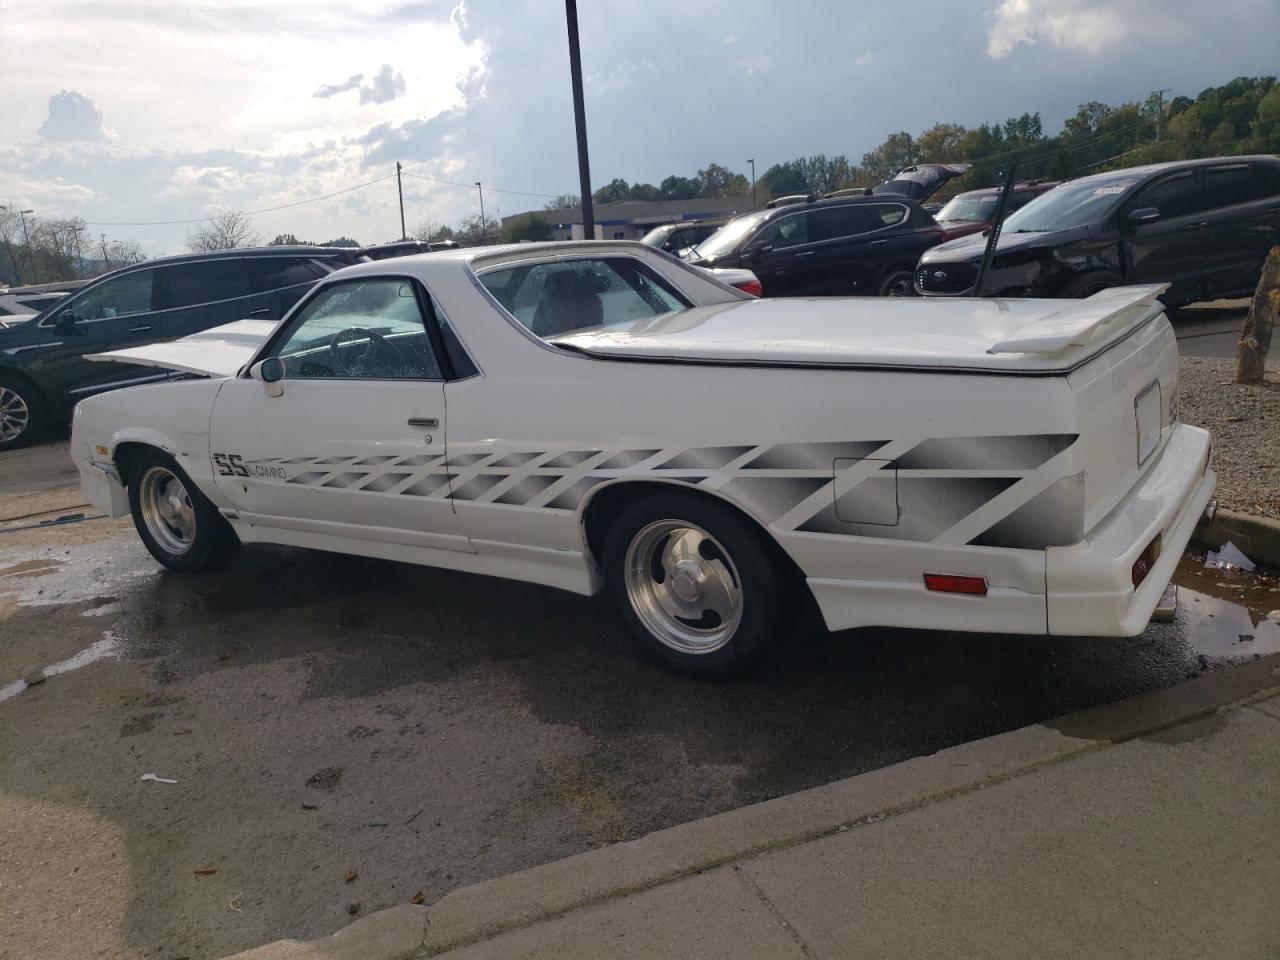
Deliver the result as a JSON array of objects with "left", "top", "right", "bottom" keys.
[{"left": 1135, "top": 380, "right": 1162, "bottom": 465}]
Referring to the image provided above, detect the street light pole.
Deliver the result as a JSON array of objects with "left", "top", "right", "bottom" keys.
[
  {"left": 475, "top": 181, "right": 486, "bottom": 242},
  {"left": 564, "top": 0, "right": 594, "bottom": 240},
  {"left": 748, "top": 159, "right": 756, "bottom": 209},
  {"left": 396, "top": 161, "right": 407, "bottom": 240}
]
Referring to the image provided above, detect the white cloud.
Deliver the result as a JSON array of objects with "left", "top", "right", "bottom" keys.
[
  {"left": 358, "top": 65, "right": 408, "bottom": 105},
  {"left": 737, "top": 56, "right": 772, "bottom": 76},
  {"left": 314, "top": 74, "right": 365, "bottom": 98},
  {"left": 853, "top": 50, "right": 873, "bottom": 67},
  {"left": 37, "top": 91, "right": 112, "bottom": 143},
  {"left": 986, "top": 0, "right": 1133, "bottom": 58}
]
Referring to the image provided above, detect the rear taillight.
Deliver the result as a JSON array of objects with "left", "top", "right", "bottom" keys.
[
  {"left": 734, "top": 279, "right": 763, "bottom": 298},
  {"left": 924, "top": 573, "right": 988, "bottom": 596},
  {"left": 1131, "top": 534, "right": 1162, "bottom": 588}
]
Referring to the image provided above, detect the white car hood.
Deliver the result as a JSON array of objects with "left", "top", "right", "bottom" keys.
[
  {"left": 550, "top": 285, "right": 1169, "bottom": 374},
  {"left": 86, "top": 318, "right": 277, "bottom": 377}
]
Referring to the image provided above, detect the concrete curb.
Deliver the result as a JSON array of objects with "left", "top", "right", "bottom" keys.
[
  {"left": 224, "top": 654, "right": 1280, "bottom": 960},
  {"left": 1193, "top": 508, "right": 1280, "bottom": 569}
]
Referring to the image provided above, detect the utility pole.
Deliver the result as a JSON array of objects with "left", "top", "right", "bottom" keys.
[
  {"left": 100, "top": 234, "right": 111, "bottom": 270},
  {"left": 565, "top": 0, "right": 594, "bottom": 240},
  {"left": 1153, "top": 88, "right": 1171, "bottom": 142},
  {"left": 396, "top": 162, "right": 407, "bottom": 240},
  {"left": 475, "top": 181, "right": 486, "bottom": 242},
  {"left": 747, "top": 158, "right": 756, "bottom": 210}
]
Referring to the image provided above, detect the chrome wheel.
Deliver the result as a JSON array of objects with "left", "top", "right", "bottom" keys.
[
  {"left": 624, "top": 520, "right": 744, "bottom": 654},
  {"left": 0, "top": 387, "right": 30, "bottom": 443},
  {"left": 139, "top": 465, "right": 196, "bottom": 555}
]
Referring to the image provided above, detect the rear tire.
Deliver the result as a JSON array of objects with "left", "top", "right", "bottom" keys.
[
  {"left": 603, "top": 492, "right": 785, "bottom": 677},
  {"left": 0, "top": 374, "right": 49, "bottom": 452},
  {"left": 876, "top": 270, "right": 916, "bottom": 297},
  {"left": 127, "top": 449, "right": 239, "bottom": 573},
  {"left": 1058, "top": 271, "right": 1121, "bottom": 299}
]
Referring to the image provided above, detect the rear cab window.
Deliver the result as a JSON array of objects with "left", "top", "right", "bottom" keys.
[
  {"left": 155, "top": 259, "right": 252, "bottom": 310},
  {"left": 477, "top": 256, "right": 691, "bottom": 340}
]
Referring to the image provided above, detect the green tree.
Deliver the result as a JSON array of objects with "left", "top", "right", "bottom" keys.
[
  {"left": 915, "top": 123, "right": 970, "bottom": 162},
  {"left": 503, "top": 213, "right": 552, "bottom": 242},
  {"left": 592, "top": 178, "right": 632, "bottom": 204},
  {"left": 860, "top": 132, "right": 917, "bottom": 181},
  {"left": 695, "top": 162, "right": 750, "bottom": 198},
  {"left": 269, "top": 233, "right": 306, "bottom": 245},
  {"left": 321, "top": 236, "right": 360, "bottom": 247},
  {"left": 1253, "top": 86, "right": 1280, "bottom": 147},
  {"left": 659, "top": 175, "right": 700, "bottom": 200}
]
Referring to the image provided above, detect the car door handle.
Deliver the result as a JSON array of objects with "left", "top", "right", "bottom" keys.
[
  {"left": 793, "top": 250, "right": 815, "bottom": 258},
  {"left": 407, "top": 417, "right": 439, "bottom": 428},
  {"left": 869, "top": 239, "right": 890, "bottom": 246},
  {"left": 248, "top": 307, "right": 272, "bottom": 317},
  {"left": 129, "top": 325, "right": 153, "bottom": 333},
  {"left": 1182, "top": 221, "right": 1208, "bottom": 231}
]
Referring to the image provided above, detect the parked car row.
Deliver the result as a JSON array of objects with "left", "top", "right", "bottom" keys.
[{"left": 0, "top": 241, "right": 451, "bottom": 450}]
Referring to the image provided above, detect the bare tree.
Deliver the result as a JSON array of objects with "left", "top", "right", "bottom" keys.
[
  {"left": 411, "top": 219, "right": 454, "bottom": 243},
  {"left": 0, "top": 205, "right": 23, "bottom": 284},
  {"left": 29, "top": 217, "right": 91, "bottom": 281},
  {"left": 185, "top": 210, "right": 261, "bottom": 252},
  {"left": 1237, "top": 246, "right": 1279, "bottom": 384},
  {"left": 544, "top": 194, "right": 580, "bottom": 211},
  {"left": 105, "top": 238, "right": 146, "bottom": 268}
]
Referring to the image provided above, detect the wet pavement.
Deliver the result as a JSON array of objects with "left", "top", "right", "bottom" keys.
[{"left": 1, "top": 439, "right": 1278, "bottom": 959}]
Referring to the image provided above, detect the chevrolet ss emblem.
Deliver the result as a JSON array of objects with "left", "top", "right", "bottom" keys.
[{"left": 932, "top": 270, "right": 947, "bottom": 282}]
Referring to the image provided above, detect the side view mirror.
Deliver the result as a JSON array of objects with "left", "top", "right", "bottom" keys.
[
  {"left": 1128, "top": 207, "right": 1160, "bottom": 225},
  {"left": 249, "top": 357, "right": 285, "bottom": 397},
  {"left": 53, "top": 309, "right": 79, "bottom": 333}
]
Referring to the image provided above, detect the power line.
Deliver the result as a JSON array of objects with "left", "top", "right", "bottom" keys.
[
  {"left": 400, "top": 169, "right": 562, "bottom": 199},
  {"left": 82, "top": 173, "right": 398, "bottom": 226}
]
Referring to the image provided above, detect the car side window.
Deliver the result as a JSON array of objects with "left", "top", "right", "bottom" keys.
[
  {"left": 246, "top": 257, "right": 326, "bottom": 293},
  {"left": 64, "top": 269, "right": 156, "bottom": 321},
  {"left": 478, "top": 257, "right": 689, "bottom": 339},
  {"left": 271, "top": 279, "right": 443, "bottom": 380},
  {"left": 868, "top": 203, "right": 908, "bottom": 227},
  {"left": 1254, "top": 163, "right": 1280, "bottom": 198},
  {"left": 1204, "top": 165, "right": 1257, "bottom": 209},
  {"left": 809, "top": 206, "right": 873, "bottom": 242},
  {"left": 1131, "top": 172, "right": 1201, "bottom": 220},
  {"left": 759, "top": 213, "right": 809, "bottom": 248},
  {"left": 157, "top": 260, "right": 253, "bottom": 310}
]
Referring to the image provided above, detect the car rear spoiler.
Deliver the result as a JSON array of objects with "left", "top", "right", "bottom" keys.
[
  {"left": 986, "top": 284, "right": 1169, "bottom": 355},
  {"left": 85, "top": 318, "right": 276, "bottom": 378}
]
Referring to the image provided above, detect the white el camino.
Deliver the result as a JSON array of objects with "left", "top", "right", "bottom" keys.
[{"left": 72, "top": 241, "right": 1215, "bottom": 675}]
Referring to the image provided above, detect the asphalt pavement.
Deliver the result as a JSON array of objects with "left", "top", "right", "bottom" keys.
[{"left": 1, "top": 436, "right": 1277, "bottom": 960}]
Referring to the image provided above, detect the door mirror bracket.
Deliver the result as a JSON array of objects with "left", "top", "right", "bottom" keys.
[{"left": 249, "top": 357, "right": 285, "bottom": 397}]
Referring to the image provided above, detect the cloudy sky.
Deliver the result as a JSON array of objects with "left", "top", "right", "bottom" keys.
[{"left": 1, "top": 0, "right": 1277, "bottom": 254}]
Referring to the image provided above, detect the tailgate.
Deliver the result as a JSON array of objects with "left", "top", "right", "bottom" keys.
[{"left": 1067, "top": 311, "right": 1180, "bottom": 533}]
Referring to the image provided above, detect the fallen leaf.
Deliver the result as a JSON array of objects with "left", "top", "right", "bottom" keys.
[
  {"left": 410, "top": 890, "right": 425, "bottom": 905},
  {"left": 344, "top": 869, "right": 358, "bottom": 883},
  {"left": 194, "top": 868, "right": 218, "bottom": 877},
  {"left": 174, "top": 729, "right": 193, "bottom": 736}
]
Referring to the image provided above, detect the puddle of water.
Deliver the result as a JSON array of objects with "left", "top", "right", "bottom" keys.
[
  {"left": 1171, "top": 553, "right": 1280, "bottom": 662},
  {"left": 0, "top": 632, "right": 121, "bottom": 704}
]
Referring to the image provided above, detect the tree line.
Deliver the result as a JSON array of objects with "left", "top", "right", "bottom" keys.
[{"left": 0, "top": 207, "right": 144, "bottom": 287}]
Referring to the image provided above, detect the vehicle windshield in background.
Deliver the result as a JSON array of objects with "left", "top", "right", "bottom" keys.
[
  {"left": 936, "top": 195, "right": 998, "bottom": 223},
  {"left": 639, "top": 225, "right": 673, "bottom": 246},
  {"left": 694, "top": 213, "right": 768, "bottom": 259},
  {"left": 479, "top": 256, "right": 689, "bottom": 341},
  {"left": 1002, "top": 178, "right": 1138, "bottom": 233}
]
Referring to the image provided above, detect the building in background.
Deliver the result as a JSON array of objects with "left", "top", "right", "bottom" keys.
[{"left": 505, "top": 196, "right": 750, "bottom": 242}]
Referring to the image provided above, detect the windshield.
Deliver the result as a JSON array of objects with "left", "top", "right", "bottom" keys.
[
  {"left": 1002, "top": 177, "right": 1138, "bottom": 232},
  {"left": 694, "top": 212, "right": 769, "bottom": 259},
  {"left": 936, "top": 194, "right": 997, "bottom": 223},
  {"left": 639, "top": 225, "right": 674, "bottom": 247}
]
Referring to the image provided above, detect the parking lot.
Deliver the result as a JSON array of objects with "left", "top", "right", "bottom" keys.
[{"left": 1, "top": 436, "right": 1276, "bottom": 960}]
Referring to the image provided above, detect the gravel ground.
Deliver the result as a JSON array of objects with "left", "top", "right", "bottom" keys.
[{"left": 1179, "top": 354, "right": 1280, "bottom": 519}]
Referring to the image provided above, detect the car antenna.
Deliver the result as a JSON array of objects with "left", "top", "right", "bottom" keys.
[{"left": 973, "top": 163, "right": 1017, "bottom": 298}]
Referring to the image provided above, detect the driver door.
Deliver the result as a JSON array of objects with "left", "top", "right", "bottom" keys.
[{"left": 209, "top": 276, "right": 467, "bottom": 553}]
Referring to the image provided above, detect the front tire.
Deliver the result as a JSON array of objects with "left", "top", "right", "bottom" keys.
[
  {"left": 876, "top": 270, "right": 916, "bottom": 297},
  {"left": 1058, "top": 271, "right": 1121, "bottom": 299},
  {"left": 0, "top": 375, "right": 49, "bottom": 452},
  {"left": 127, "top": 449, "right": 238, "bottom": 572},
  {"left": 603, "top": 493, "right": 785, "bottom": 677}
]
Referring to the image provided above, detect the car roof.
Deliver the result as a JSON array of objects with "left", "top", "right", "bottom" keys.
[
  {"left": 752, "top": 193, "right": 919, "bottom": 221},
  {"left": 1066, "top": 154, "right": 1280, "bottom": 189},
  {"left": 951, "top": 181, "right": 1060, "bottom": 199}
]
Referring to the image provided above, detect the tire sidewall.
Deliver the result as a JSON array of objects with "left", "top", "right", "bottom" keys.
[
  {"left": 877, "top": 270, "right": 916, "bottom": 297},
  {"left": 1060, "top": 271, "right": 1121, "bottom": 299},
  {"left": 602, "top": 492, "right": 781, "bottom": 677},
  {"left": 0, "top": 375, "right": 48, "bottom": 452},
  {"left": 127, "top": 450, "right": 236, "bottom": 572}
]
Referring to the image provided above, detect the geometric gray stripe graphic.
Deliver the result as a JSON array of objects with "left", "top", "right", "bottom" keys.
[
  {"left": 969, "top": 472, "right": 1085, "bottom": 549},
  {"left": 446, "top": 453, "right": 490, "bottom": 467},
  {"left": 316, "top": 455, "right": 358, "bottom": 465},
  {"left": 743, "top": 441, "right": 886, "bottom": 471},
  {"left": 491, "top": 451, "right": 544, "bottom": 468},
  {"left": 352, "top": 455, "right": 398, "bottom": 466},
  {"left": 401, "top": 474, "right": 451, "bottom": 497},
  {"left": 397, "top": 453, "right": 444, "bottom": 467},
  {"left": 451, "top": 474, "right": 505, "bottom": 501},
  {"left": 547, "top": 476, "right": 606, "bottom": 510},
  {"left": 893, "top": 434, "right": 1077, "bottom": 471},
  {"left": 834, "top": 473, "right": 898, "bottom": 526},
  {"left": 495, "top": 474, "right": 562, "bottom": 506},
  {"left": 655, "top": 445, "right": 753, "bottom": 470},
  {"left": 596, "top": 449, "right": 661, "bottom": 470},
  {"left": 722, "top": 477, "right": 830, "bottom": 524},
  {"left": 359, "top": 471, "right": 413, "bottom": 493},
  {"left": 287, "top": 470, "right": 329, "bottom": 485},
  {"left": 544, "top": 450, "right": 598, "bottom": 469},
  {"left": 800, "top": 476, "right": 1017, "bottom": 539},
  {"left": 322, "top": 472, "right": 368, "bottom": 489}
]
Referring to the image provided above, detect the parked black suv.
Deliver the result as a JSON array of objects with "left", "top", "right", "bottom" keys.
[
  {"left": 0, "top": 243, "right": 439, "bottom": 450},
  {"left": 688, "top": 195, "right": 945, "bottom": 297},
  {"left": 916, "top": 155, "right": 1280, "bottom": 301}
]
